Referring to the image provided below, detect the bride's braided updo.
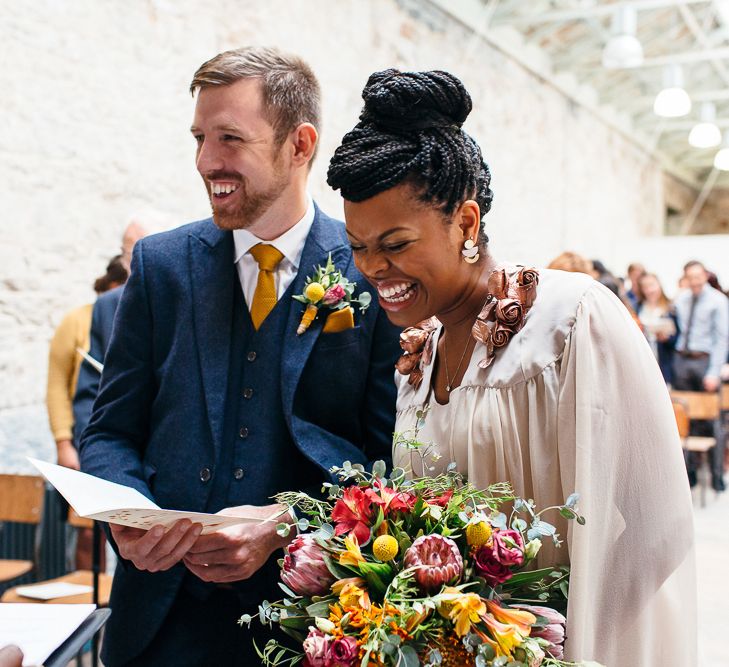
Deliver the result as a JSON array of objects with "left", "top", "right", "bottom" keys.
[{"left": 327, "top": 69, "right": 493, "bottom": 241}]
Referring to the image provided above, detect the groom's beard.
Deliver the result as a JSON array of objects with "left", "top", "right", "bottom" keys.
[{"left": 206, "top": 158, "right": 290, "bottom": 231}]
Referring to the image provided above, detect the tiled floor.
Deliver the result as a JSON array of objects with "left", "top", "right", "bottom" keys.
[{"left": 695, "top": 486, "right": 729, "bottom": 666}]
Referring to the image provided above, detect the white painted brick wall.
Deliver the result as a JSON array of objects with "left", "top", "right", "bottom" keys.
[{"left": 0, "top": 0, "right": 697, "bottom": 464}]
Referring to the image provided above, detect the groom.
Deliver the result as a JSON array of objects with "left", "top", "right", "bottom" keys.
[{"left": 79, "top": 47, "right": 400, "bottom": 666}]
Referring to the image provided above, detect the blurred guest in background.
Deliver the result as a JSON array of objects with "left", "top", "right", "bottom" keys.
[
  {"left": 46, "top": 255, "right": 128, "bottom": 470},
  {"left": 547, "top": 251, "right": 593, "bottom": 275},
  {"left": 591, "top": 258, "right": 622, "bottom": 298},
  {"left": 624, "top": 262, "right": 645, "bottom": 311},
  {"left": 673, "top": 260, "right": 729, "bottom": 491},
  {"left": 637, "top": 273, "right": 677, "bottom": 384},
  {"left": 46, "top": 254, "right": 128, "bottom": 570}
]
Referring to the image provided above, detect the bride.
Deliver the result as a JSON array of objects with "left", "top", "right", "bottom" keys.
[{"left": 327, "top": 68, "right": 696, "bottom": 664}]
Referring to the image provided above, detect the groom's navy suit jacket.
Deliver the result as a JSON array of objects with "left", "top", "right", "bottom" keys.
[{"left": 79, "top": 208, "right": 401, "bottom": 665}]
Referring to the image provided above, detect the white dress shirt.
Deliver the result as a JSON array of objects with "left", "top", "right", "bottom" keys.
[{"left": 232, "top": 196, "right": 315, "bottom": 308}]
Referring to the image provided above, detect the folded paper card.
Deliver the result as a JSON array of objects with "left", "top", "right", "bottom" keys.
[{"left": 28, "top": 458, "right": 270, "bottom": 535}]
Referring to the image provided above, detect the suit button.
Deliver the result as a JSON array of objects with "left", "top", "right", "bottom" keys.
[
  {"left": 243, "top": 388, "right": 254, "bottom": 399},
  {"left": 247, "top": 351, "right": 257, "bottom": 362},
  {"left": 239, "top": 427, "right": 249, "bottom": 438},
  {"left": 233, "top": 467, "right": 245, "bottom": 480},
  {"left": 199, "top": 467, "right": 212, "bottom": 483}
]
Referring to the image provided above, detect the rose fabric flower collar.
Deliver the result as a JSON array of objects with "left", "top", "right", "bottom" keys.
[{"left": 396, "top": 266, "right": 539, "bottom": 388}]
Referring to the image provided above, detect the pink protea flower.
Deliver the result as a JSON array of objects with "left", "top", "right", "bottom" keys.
[
  {"left": 404, "top": 534, "right": 463, "bottom": 592},
  {"left": 512, "top": 604, "right": 566, "bottom": 660},
  {"left": 302, "top": 629, "right": 331, "bottom": 667},
  {"left": 281, "top": 535, "right": 335, "bottom": 597},
  {"left": 322, "top": 284, "right": 347, "bottom": 306}
]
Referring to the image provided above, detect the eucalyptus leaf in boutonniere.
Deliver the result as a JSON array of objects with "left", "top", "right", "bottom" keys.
[{"left": 293, "top": 254, "right": 371, "bottom": 334}]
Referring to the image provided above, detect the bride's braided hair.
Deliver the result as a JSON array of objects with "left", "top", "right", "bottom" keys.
[{"left": 327, "top": 69, "right": 493, "bottom": 240}]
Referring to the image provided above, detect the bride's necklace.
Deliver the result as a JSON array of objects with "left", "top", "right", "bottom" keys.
[{"left": 442, "top": 331, "right": 474, "bottom": 393}]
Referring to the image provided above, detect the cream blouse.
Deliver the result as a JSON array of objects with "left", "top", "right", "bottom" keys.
[{"left": 393, "top": 268, "right": 696, "bottom": 665}]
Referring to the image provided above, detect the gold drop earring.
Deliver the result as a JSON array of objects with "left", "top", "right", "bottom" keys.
[{"left": 461, "top": 238, "right": 479, "bottom": 264}]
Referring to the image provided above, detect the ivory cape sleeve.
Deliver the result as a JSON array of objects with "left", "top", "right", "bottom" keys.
[{"left": 559, "top": 283, "right": 697, "bottom": 665}]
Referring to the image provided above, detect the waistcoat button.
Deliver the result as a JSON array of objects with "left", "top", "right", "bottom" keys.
[
  {"left": 247, "top": 351, "right": 257, "bottom": 362},
  {"left": 243, "top": 388, "right": 254, "bottom": 399},
  {"left": 233, "top": 467, "right": 245, "bottom": 480},
  {"left": 239, "top": 427, "right": 249, "bottom": 438},
  {"left": 199, "top": 467, "right": 212, "bottom": 483}
]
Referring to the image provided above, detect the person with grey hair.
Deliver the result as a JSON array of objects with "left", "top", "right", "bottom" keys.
[{"left": 79, "top": 47, "right": 400, "bottom": 666}]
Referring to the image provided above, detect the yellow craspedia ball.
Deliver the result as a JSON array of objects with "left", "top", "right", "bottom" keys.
[
  {"left": 466, "top": 521, "right": 492, "bottom": 547},
  {"left": 373, "top": 535, "right": 399, "bottom": 562},
  {"left": 304, "top": 282, "right": 326, "bottom": 302}
]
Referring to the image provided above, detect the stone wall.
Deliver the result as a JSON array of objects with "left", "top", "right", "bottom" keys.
[{"left": 1, "top": 0, "right": 676, "bottom": 464}]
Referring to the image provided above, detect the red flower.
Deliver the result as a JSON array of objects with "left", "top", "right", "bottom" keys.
[
  {"left": 492, "top": 529, "right": 525, "bottom": 567},
  {"left": 332, "top": 486, "right": 374, "bottom": 545},
  {"left": 473, "top": 545, "right": 513, "bottom": 586},
  {"left": 329, "top": 636, "right": 359, "bottom": 667},
  {"left": 365, "top": 479, "right": 416, "bottom": 515},
  {"left": 424, "top": 489, "right": 453, "bottom": 508}
]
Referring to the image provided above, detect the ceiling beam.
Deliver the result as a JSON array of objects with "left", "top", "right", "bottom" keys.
[
  {"left": 501, "top": 0, "right": 711, "bottom": 26},
  {"left": 573, "top": 46, "right": 729, "bottom": 70}
]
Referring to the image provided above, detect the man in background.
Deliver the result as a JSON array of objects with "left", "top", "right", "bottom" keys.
[{"left": 673, "top": 260, "right": 729, "bottom": 491}]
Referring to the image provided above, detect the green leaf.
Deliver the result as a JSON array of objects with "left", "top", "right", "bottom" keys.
[
  {"left": 305, "top": 600, "right": 332, "bottom": 617},
  {"left": 372, "top": 460, "right": 387, "bottom": 479},
  {"left": 399, "top": 645, "right": 420, "bottom": 667}
]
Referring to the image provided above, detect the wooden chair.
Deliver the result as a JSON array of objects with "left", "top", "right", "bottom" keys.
[
  {"left": 1, "top": 510, "right": 112, "bottom": 606},
  {"left": 670, "top": 390, "right": 720, "bottom": 507},
  {"left": 0, "top": 474, "right": 45, "bottom": 584}
]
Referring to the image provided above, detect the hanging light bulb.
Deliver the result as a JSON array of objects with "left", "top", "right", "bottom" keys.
[
  {"left": 602, "top": 5, "right": 644, "bottom": 68},
  {"left": 689, "top": 103, "right": 722, "bottom": 148},
  {"left": 654, "top": 65, "right": 692, "bottom": 117},
  {"left": 714, "top": 133, "right": 729, "bottom": 171}
]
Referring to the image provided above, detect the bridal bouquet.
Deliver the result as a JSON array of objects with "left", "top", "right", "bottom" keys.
[{"left": 243, "top": 419, "right": 593, "bottom": 667}]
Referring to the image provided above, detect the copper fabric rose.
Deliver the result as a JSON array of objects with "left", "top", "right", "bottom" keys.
[
  {"left": 404, "top": 534, "right": 463, "bottom": 592},
  {"left": 487, "top": 269, "right": 508, "bottom": 299},
  {"left": 473, "top": 544, "right": 513, "bottom": 586},
  {"left": 491, "top": 322, "right": 513, "bottom": 348},
  {"left": 281, "top": 534, "right": 336, "bottom": 597},
  {"left": 408, "top": 366, "right": 424, "bottom": 389},
  {"left": 516, "top": 268, "right": 539, "bottom": 308},
  {"left": 495, "top": 298, "right": 523, "bottom": 328},
  {"left": 492, "top": 528, "right": 525, "bottom": 567},
  {"left": 329, "top": 636, "right": 359, "bottom": 667},
  {"left": 395, "top": 353, "right": 420, "bottom": 375},
  {"left": 399, "top": 327, "right": 430, "bottom": 354}
]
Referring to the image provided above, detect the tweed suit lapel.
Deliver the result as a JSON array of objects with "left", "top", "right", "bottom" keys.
[
  {"left": 281, "top": 209, "right": 352, "bottom": 414},
  {"left": 188, "top": 220, "right": 235, "bottom": 459}
]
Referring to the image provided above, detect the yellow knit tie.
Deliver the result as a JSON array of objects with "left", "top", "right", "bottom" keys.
[{"left": 249, "top": 243, "right": 285, "bottom": 329}]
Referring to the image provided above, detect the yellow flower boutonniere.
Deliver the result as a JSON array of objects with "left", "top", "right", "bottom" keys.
[{"left": 293, "top": 254, "right": 371, "bottom": 334}]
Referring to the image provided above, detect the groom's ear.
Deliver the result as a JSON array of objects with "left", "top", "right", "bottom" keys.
[{"left": 289, "top": 123, "right": 318, "bottom": 168}]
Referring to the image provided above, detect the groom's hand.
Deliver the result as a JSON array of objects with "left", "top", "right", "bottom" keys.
[
  {"left": 110, "top": 519, "right": 203, "bottom": 572},
  {"left": 183, "top": 503, "right": 291, "bottom": 584}
]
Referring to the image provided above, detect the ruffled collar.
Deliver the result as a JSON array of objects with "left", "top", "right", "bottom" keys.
[{"left": 396, "top": 266, "right": 539, "bottom": 389}]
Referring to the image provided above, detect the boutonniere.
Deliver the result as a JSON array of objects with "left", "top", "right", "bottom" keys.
[{"left": 293, "top": 254, "right": 371, "bottom": 335}]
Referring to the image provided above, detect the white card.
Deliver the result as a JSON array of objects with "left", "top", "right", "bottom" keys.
[
  {"left": 14, "top": 582, "right": 93, "bottom": 601},
  {"left": 28, "top": 458, "right": 267, "bottom": 535}
]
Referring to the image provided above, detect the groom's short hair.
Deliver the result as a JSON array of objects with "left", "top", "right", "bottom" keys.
[{"left": 190, "top": 46, "right": 321, "bottom": 148}]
